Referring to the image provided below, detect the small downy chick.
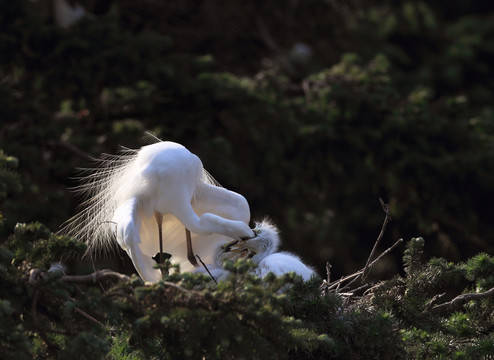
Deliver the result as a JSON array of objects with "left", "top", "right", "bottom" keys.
[{"left": 197, "top": 219, "right": 315, "bottom": 282}]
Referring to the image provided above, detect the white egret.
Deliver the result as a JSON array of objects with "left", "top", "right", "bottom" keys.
[
  {"left": 197, "top": 219, "right": 315, "bottom": 281},
  {"left": 62, "top": 138, "right": 255, "bottom": 283}
]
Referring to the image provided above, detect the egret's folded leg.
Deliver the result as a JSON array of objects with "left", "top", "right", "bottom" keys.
[
  {"left": 154, "top": 212, "right": 164, "bottom": 264},
  {"left": 185, "top": 228, "right": 198, "bottom": 266}
]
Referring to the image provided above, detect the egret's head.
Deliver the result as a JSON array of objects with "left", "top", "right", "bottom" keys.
[{"left": 216, "top": 219, "right": 280, "bottom": 266}]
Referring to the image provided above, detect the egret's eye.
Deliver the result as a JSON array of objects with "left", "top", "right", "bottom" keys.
[{"left": 253, "top": 228, "right": 262, "bottom": 235}]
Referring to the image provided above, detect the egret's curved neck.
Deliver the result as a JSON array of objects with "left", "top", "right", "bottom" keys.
[{"left": 250, "top": 237, "right": 277, "bottom": 263}]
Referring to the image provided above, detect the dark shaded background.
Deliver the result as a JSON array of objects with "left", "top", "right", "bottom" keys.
[{"left": 2, "top": 0, "right": 494, "bottom": 279}]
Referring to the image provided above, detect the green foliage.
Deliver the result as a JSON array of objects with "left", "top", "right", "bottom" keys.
[
  {"left": 2, "top": 0, "right": 494, "bottom": 358},
  {"left": 8, "top": 222, "right": 86, "bottom": 269},
  {"left": 0, "top": 151, "right": 22, "bottom": 233},
  {"left": 1, "top": 199, "right": 494, "bottom": 360},
  {"left": 464, "top": 253, "right": 494, "bottom": 290},
  {"left": 363, "top": 238, "right": 494, "bottom": 358}
]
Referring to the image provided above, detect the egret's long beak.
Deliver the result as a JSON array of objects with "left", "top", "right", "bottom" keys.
[
  {"left": 222, "top": 227, "right": 260, "bottom": 253},
  {"left": 221, "top": 239, "right": 240, "bottom": 253}
]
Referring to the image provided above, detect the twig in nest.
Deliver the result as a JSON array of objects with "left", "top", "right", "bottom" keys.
[
  {"left": 431, "top": 286, "right": 494, "bottom": 314},
  {"left": 196, "top": 255, "right": 218, "bottom": 285},
  {"left": 362, "top": 198, "right": 392, "bottom": 281},
  {"left": 328, "top": 238, "right": 403, "bottom": 292}
]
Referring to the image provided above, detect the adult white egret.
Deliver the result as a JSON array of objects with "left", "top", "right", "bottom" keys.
[
  {"left": 62, "top": 139, "right": 255, "bottom": 283},
  {"left": 197, "top": 219, "right": 315, "bottom": 281}
]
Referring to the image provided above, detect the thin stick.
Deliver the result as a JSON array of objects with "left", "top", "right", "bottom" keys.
[
  {"left": 196, "top": 255, "right": 218, "bottom": 285},
  {"left": 349, "top": 283, "right": 370, "bottom": 294},
  {"left": 362, "top": 198, "right": 391, "bottom": 281},
  {"left": 329, "top": 238, "right": 403, "bottom": 291}
]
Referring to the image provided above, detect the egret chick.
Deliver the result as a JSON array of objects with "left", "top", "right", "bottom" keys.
[
  {"left": 198, "top": 220, "right": 315, "bottom": 281},
  {"left": 62, "top": 139, "right": 254, "bottom": 283}
]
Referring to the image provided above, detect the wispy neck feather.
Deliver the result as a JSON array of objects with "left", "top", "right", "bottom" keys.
[{"left": 250, "top": 219, "right": 280, "bottom": 263}]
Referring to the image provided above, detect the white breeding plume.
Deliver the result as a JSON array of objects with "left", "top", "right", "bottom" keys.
[
  {"left": 198, "top": 219, "right": 315, "bottom": 281},
  {"left": 62, "top": 138, "right": 254, "bottom": 283}
]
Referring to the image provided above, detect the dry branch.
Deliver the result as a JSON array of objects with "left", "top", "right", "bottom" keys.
[
  {"left": 431, "top": 286, "right": 494, "bottom": 314},
  {"left": 327, "top": 238, "right": 403, "bottom": 292},
  {"left": 362, "top": 198, "right": 391, "bottom": 281}
]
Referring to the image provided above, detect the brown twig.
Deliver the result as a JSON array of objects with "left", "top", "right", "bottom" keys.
[
  {"left": 431, "top": 286, "right": 494, "bottom": 314},
  {"left": 328, "top": 238, "right": 403, "bottom": 291},
  {"left": 362, "top": 198, "right": 392, "bottom": 281}
]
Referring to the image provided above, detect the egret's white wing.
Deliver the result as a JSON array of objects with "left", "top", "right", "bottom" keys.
[{"left": 127, "top": 239, "right": 162, "bottom": 283}]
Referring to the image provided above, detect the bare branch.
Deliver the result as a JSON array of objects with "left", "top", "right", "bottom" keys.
[
  {"left": 368, "top": 238, "right": 403, "bottom": 270},
  {"left": 431, "top": 287, "right": 494, "bottom": 314},
  {"left": 328, "top": 238, "right": 403, "bottom": 292},
  {"left": 362, "top": 198, "right": 392, "bottom": 281}
]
